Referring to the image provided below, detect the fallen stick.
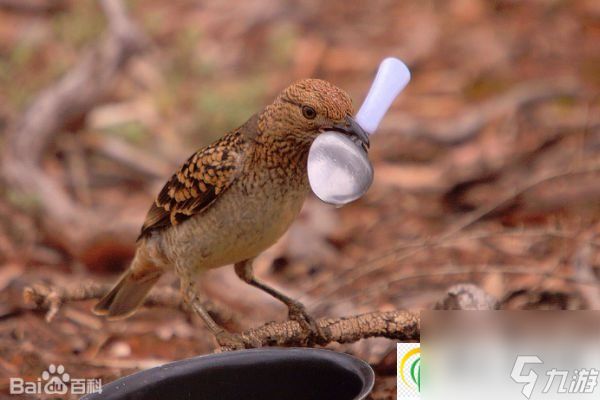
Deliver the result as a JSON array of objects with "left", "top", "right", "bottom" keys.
[
  {"left": 23, "top": 282, "right": 501, "bottom": 352},
  {"left": 23, "top": 281, "right": 233, "bottom": 325},
  {"left": 221, "top": 310, "right": 420, "bottom": 351},
  {"left": 23, "top": 280, "right": 420, "bottom": 351},
  {"left": 312, "top": 162, "right": 600, "bottom": 307}
]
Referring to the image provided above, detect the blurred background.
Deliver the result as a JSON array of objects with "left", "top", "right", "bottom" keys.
[{"left": 0, "top": 0, "right": 598, "bottom": 398}]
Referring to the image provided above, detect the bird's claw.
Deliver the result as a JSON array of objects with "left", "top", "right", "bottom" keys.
[
  {"left": 287, "top": 301, "right": 326, "bottom": 342},
  {"left": 216, "top": 331, "right": 246, "bottom": 350}
]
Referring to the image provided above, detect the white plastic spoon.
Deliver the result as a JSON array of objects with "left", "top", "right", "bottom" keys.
[{"left": 307, "top": 57, "right": 411, "bottom": 205}]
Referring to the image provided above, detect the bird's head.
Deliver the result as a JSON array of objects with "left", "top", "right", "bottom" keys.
[{"left": 257, "top": 79, "right": 369, "bottom": 151}]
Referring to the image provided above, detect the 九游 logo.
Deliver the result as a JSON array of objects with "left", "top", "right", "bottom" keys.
[{"left": 511, "top": 355, "right": 598, "bottom": 399}]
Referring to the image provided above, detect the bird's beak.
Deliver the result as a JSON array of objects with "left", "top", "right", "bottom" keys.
[{"left": 332, "top": 116, "right": 370, "bottom": 151}]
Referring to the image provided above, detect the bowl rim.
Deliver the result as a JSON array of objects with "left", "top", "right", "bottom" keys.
[{"left": 83, "top": 347, "right": 375, "bottom": 400}]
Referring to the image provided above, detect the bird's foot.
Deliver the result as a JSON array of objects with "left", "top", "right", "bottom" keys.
[
  {"left": 287, "top": 300, "right": 326, "bottom": 343},
  {"left": 215, "top": 330, "right": 246, "bottom": 351}
]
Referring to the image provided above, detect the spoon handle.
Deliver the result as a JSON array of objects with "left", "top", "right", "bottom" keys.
[{"left": 354, "top": 57, "right": 411, "bottom": 135}]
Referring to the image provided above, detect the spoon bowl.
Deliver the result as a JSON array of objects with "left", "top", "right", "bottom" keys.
[
  {"left": 308, "top": 57, "right": 411, "bottom": 205},
  {"left": 307, "top": 132, "right": 374, "bottom": 205}
]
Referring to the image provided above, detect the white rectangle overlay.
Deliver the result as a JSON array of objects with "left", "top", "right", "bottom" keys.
[{"left": 421, "top": 311, "right": 600, "bottom": 400}]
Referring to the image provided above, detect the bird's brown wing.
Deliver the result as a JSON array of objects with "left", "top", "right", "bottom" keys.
[{"left": 138, "top": 130, "right": 247, "bottom": 240}]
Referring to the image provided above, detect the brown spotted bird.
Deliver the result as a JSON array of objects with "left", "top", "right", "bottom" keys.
[{"left": 93, "top": 79, "right": 369, "bottom": 347}]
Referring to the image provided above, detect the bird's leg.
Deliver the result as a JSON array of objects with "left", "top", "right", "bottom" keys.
[
  {"left": 234, "top": 259, "right": 324, "bottom": 340},
  {"left": 179, "top": 276, "right": 245, "bottom": 349}
]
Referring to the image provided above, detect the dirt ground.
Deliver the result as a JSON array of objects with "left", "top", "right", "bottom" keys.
[{"left": 0, "top": 0, "right": 599, "bottom": 399}]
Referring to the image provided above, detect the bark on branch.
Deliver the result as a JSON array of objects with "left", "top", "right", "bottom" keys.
[
  {"left": 22, "top": 281, "right": 497, "bottom": 351},
  {"left": 223, "top": 310, "right": 420, "bottom": 351},
  {"left": 23, "top": 280, "right": 233, "bottom": 325},
  {"left": 23, "top": 280, "right": 420, "bottom": 350}
]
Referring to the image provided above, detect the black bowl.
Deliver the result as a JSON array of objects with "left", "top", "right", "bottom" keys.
[{"left": 83, "top": 348, "right": 375, "bottom": 400}]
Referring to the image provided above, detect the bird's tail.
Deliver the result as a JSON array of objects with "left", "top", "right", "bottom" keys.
[{"left": 93, "top": 252, "right": 162, "bottom": 320}]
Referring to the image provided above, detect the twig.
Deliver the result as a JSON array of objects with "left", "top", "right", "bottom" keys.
[
  {"left": 22, "top": 281, "right": 419, "bottom": 350},
  {"left": 349, "top": 263, "right": 600, "bottom": 307},
  {"left": 224, "top": 284, "right": 496, "bottom": 350},
  {"left": 22, "top": 282, "right": 420, "bottom": 350},
  {"left": 22, "top": 281, "right": 421, "bottom": 350},
  {"left": 22, "top": 281, "right": 504, "bottom": 352},
  {"left": 382, "top": 78, "right": 580, "bottom": 144},
  {"left": 22, "top": 281, "right": 233, "bottom": 324},
  {"left": 23, "top": 282, "right": 105, "bottom": 322},
  {"left": 309, "top": 227, "right": 581, "bottom": 292},
  {"left": 219, "top": 310, "right": 420, "bottom": 351},
  {"left": 84, "top": 133, "right": 173, "bottom": 179},
  {"left": 310, "top": 163, "right": 600, "bottom": 308}
]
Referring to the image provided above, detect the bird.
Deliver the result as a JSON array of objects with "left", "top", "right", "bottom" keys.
[{"left": 93, "top": 78, "right": 369, "bottom": 348}]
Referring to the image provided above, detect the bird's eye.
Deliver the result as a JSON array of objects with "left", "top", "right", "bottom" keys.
[{"left": 302, "top": 106, "right": 317, "bottom": 119}]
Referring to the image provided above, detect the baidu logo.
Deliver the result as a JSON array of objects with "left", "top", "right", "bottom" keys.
[{"left": 9, "top": 364, "right": 102, "bottom": 396}]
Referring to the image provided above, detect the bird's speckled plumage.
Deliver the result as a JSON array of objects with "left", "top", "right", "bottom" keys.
[
  {"left": 94, "top": 78, "right": 356, "bottom": 321},
  {"left": 139, "top": 125, "right": 247, "bottom": 238},
  {"left": 139, "top": 79, "right": 354, "bottom": 241}
]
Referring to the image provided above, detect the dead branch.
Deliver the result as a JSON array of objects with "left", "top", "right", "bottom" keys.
[
  {"left": 22, "top": 280, "right": 419, "bottom": 349},
  {"left": 83, "top": 133, "right": 173, "bottom": 180},
  {"left": 339, "top": 262, "right": 600, "bottom": 308},
  {"left": 312, "top": 162, "right": 600, "bottom": 308},
  {"left": 382, "top": 78, "right": 580, "bottom": 144},
  {"left": 22, "top": 281, "right": 421, "bottom": 349},
  {"left": 220, "top": 310, "right": 420, "bottom": 351},
  {"left": 0, "top": 0, "right": 149, "bottom": 254},
  {"left": 24, "top": 281, "right": 105, "bottom": 322},
  {"left": 23, "top": 280, "right": 233, "bottom": 325},
  {"left": 219, "top": 283, "right": 494, "bottom": 349},
  {"left": 22, "top": 281, "right": 505, "bottom": 351}
]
